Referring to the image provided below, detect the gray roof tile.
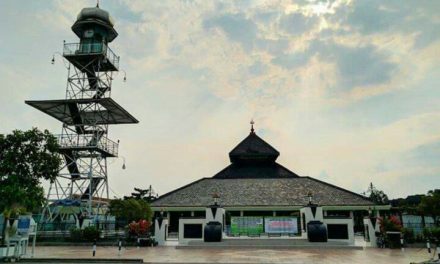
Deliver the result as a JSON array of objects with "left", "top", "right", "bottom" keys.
[{"left": 151, "top": 177, "right": 373, "bottom": 207}]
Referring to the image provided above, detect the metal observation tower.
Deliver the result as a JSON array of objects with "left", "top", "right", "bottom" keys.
[{"left": 26, "top": 6, "right": 138, "bottom": 224}]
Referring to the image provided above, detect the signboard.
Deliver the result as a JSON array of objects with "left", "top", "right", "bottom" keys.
[
  {"left": 17, "top": 215, "right": 31, "bottom": 234},
  {"left": 231, "top": 217, "right": 263, "bottom": 235},
  {"left": 264, "top": 217, "right": 298, "bottom": 234}
]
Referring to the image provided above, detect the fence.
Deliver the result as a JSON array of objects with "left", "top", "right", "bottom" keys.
[{"left": 402, "top": 214, "right": 436, "bottom": 236}]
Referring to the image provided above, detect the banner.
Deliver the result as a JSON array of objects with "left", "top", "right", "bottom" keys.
[
  {"left": 231, "top": 217, "right": 264, "bottom": 235},
  {"left": 264, "top": 217, "right": 298, "bottom": 234}
]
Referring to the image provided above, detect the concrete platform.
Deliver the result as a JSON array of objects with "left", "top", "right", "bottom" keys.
[
  {"left": 20, "top": 258, "right": 143, "bottom": 263},
  {"left": 21, "top": 246, "right": 434, "bottom": 264},
  {"left": 177, "top": 238, "right": 360, "bottom": 249}
]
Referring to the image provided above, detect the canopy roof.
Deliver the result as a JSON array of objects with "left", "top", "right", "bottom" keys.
[{"left": 25, "top": 98, "right": 138, "bottom": 125}]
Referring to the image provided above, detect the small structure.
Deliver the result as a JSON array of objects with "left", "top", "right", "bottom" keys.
[{"left": 151, "top": 122, "right": 390, "bottom": 245}]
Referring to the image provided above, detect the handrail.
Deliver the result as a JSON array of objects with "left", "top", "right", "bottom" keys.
[
  {"left": 63, "top": 42, "right": 119, "bottom": 69},
  {"left": 57, "top": 134, "right": 118, "bottom": 156}
]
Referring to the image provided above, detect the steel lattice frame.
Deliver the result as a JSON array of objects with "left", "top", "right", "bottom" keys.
[{"left": 40, "top": 54, "right": 118, "bottom": 224}]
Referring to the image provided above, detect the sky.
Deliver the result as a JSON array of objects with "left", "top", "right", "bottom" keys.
[{"left": 0, "top": 0, "right": 439, "bottom": 199}]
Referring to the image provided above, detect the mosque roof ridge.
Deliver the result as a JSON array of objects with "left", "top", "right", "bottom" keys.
[{"left": 229, "top": 130, "right": 280, "bottom": 163}]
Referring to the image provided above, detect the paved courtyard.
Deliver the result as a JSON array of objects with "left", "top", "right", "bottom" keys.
[{"left": 24, "top": 246, "right": 435, "bottom": 263}]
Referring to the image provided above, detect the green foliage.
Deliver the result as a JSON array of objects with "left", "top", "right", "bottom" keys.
[
  {"left": 69, "top": 227, "right": 83, "bottom": 242},
  {"left": 109, "top": 198, "right": 152, "bottom": 222},
  {"left": 123, "top": 186, "right": 157, "bottom": 203},
  {"left": 82, "top": 226, "right": 100, "bottom": 241},
  {"left": 402, "top": 228, "right": 415, "bottom": 243},
  {"left": 423, "top": 227, "right": 440, "bottom": 243},
  {"left": 363, "top": 182, "right": 389, "bottom": 205},
  {"left": 68, "top": 226, "right": 101, "bottom": 242},
  {"left": 0, "top": 128, "right": 62, "bottom": 246},
  {"left": 391, "top": 194, "right": 424, "bottom": 214},
  {"left": 379, "top": 215, "right": 402, "bottom": 233},
  {"left": 418, "top": 189, "right": 440, "bottom": 225},
  {"left": 0, "top": 128, "right": 61, "bottom": 212}
]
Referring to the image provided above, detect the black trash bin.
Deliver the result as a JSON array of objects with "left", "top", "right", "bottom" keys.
[
  {"left": 307, "top": 221, "right": 328, "bottom": 242},
  {"left": 204, "top": 221, "right": 222, "bottom": 242}
]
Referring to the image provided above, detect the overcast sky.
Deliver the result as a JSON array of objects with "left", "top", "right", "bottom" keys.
[{"left": 1, "top": 0, "right": 439, "bottom": 199}]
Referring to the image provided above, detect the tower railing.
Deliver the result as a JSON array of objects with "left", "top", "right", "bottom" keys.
[
  {"left": 57, "top": 133, "right": 118, "bottom": 157},
  {"left": 63, "top": 42, "right": 119, "bottom": 69}
]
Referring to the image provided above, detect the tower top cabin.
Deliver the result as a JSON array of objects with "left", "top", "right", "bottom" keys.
[{"left": 72, "top": 6, "right": 118, "bottom": 44}]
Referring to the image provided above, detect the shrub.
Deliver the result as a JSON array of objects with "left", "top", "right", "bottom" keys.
[
  {"left": 69, "top": 227, "right": 82, "bottom": 242},
  {"left": 379, "top": 215, "right": 402, "bottom": 233},
  {"left": 128, "top": 219, "right": 151, "bottom": 237},
  {"left": 83, "top": 226, "right": 100, "bottom": 241},
  {"left": 402, "top": 228, "right": 414, "bottom": 243},
  {"left": 423, "top": 227, "right": 440, "bottom": 243},
  {"left": 69, "top": 226, "right": 101, "bottom": 242}
]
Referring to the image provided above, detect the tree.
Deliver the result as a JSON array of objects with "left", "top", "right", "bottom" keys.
[
  {"left": 0, "top": 128, "right": 62, "bottom": 245},
  {"left": 109, "top": 198, "right": 152, "bottom": 223},
  {"left": 363, "top": 182, "right": 389, "bottom": 205},
  {"left": 123, "top": 185, "right": 158, "bottom": 203},
  {"left": 419, "top": 189, "right": 440, "bottom": 226},
  {"left": 390, "top": 194, "right": 425, "bottom": 214}
]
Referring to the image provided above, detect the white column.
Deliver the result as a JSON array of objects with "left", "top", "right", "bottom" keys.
[
  {"left": 206, "top": 206, "right": 225, "bottom": 223},
  {"left": 155, "top": 217, "right": 168, "bottom": 246},
  {"left": 300, "top": 206, "right": 324, "bottom": 239},
  {"left": 363, "top": 217, "right": 379, "bottom": 247}
]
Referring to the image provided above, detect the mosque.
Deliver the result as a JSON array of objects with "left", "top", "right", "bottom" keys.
[{"left": 151, "top": 122, "right": 390, "bottom": 245}]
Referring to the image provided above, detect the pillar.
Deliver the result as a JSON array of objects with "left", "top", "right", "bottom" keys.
[
  {"left": 154, "top": 215, "right": 168, "bottom": 246},
  {"left": 206, "top": 205, "right": 225, "bottom": 224},
  {"left": 300, "top": 205, "right": 323, "bottom": 238},
  {"left": 363, "top": 216, "right": 379, "bottom": 247}
]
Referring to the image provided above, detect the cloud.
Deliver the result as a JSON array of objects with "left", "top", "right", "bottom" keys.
[
  {"left": 344, "top": 0, "right": 440, "bottom": 49},
  {"left": 271, "top": 51, "right": 310, "bottom": 69},
  {"left": 280, "top": 12, "right": 319, "bottom": 35},
  {"left": 311, "top": 41, "right": 396, "bottom": 90},
  {"left": 1, "top": 0, "right": 440, "bottom": 199},
  {"left": 203, "top": 13, "right": 258, "bottom": 50}
]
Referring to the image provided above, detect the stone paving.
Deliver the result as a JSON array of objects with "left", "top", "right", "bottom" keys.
[{"left": 24, "top": 246, "right": 436, "bottom": 264}]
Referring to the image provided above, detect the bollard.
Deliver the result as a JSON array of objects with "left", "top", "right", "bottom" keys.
[
  {"left": 137, "top": 237, "right": 140, "bottom": 249},
  {"left": 427, "top": 240, "right": 431, "bottom": 254},
  {"left": 437, "top": 246, "right": 440, "bottom": 260},
  {"left": 400, "top": 237, "right": 404, "bottom": 252},
  {"left": 118, "top": 239, "right": 122, "bottom": 256},
  {"left": 92, "top": 239, "right": 97, "bottom": 257}
]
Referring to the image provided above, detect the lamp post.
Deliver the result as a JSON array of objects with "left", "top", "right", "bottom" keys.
[
  {"left": 117, "top": 140, "right": 126, "bottom": 170},
  {"left": 50, "top": 43, "right": 69, "bottom": 68},
  {"left": 121, "top": 156, "right": 126, "bottom": 170},
  {"left": 120, "top": 69, "right": 127, "bottom": 82},
  {"left": 212, "top": 192, "right": 220, "bottom": 206},
  {"left": 307, "top": 191, "right": 313, "bottom": 205}
]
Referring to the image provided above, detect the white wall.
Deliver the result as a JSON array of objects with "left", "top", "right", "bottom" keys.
[
  {"left": 178, "top": 218, "right": 206, "bottom": 245},
  {"left": 323, "top": 218, "right": 354, "bottom": 245}
]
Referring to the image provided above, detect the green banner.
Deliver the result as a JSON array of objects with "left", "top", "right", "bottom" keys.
[{"left": 231, "top": 217, "right": 264, "bottom": 235}]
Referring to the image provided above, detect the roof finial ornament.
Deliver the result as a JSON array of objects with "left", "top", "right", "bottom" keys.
[
  {"left": 250, "top": 119, "right": 255, "bottom": 134},
  {"left": 96, "top": 0, "right": 100, "bottom": 8}
]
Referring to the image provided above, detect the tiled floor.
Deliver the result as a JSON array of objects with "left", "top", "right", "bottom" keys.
[{"left": 27, "top": 246, "right": 435, "bottom": 263}]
